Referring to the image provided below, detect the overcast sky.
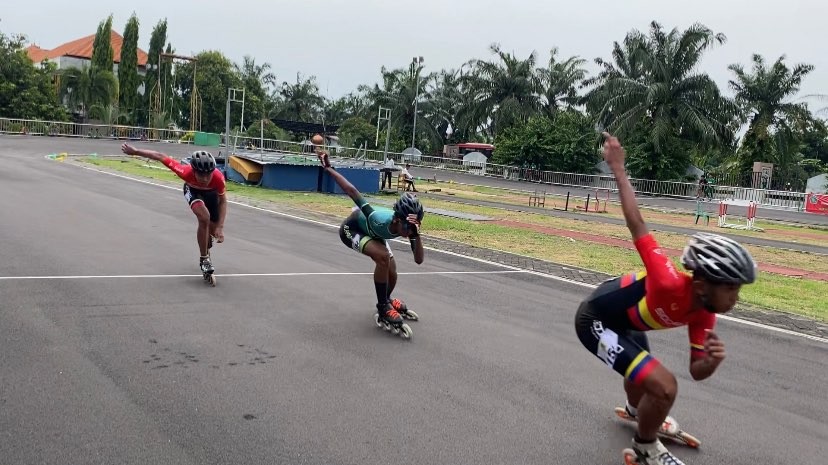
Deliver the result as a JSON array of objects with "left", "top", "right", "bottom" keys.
[{"left": 4, "top": 0, "right": 826, "bottom": 110}]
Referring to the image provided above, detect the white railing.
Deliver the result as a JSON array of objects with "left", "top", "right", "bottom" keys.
[{"left": 0, "top": 117, "right": 808, "bottom": 210}]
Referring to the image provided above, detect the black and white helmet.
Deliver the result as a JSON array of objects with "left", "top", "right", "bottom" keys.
[
  {"left": 681, "top": 233, "right": 757, "bottom": 284},
  {"left": 191, "top": 151, "right": 216, "bottom": 173},
  {"left": 393, "top": 192, "right": 424, "bottom": 221}
]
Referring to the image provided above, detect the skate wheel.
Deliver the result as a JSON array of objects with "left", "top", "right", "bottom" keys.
[
  {"left": 400, "top": 324, "right": 413, "bottom": 339},
  {"left": 678, "top": 431, "right": 701, "bottom": 448},
  {"left": 404, "top": 310, "right": 419, "bottom": 321},
  {"left": 621, "top": 448, "right": 639, "bottom": 465},
  {"left": 209, "top": 274, "right": 216, "bottom": 287},
  {"left": 373, "top": 313, "right": 382, "bottom": 328}
]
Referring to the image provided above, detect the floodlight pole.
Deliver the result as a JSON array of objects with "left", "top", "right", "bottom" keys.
[
  {"left": 411, "top": 56, "right": 424, "bottom": 150},
  {"left": 377, "top": 106, "right": 391, "bottom": 162},
  {"left": 225, "top": 88, "right": 245, "bottom": 152}
]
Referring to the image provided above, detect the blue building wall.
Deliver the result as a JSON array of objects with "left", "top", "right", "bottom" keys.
[
  {"left": 261, "top": 164, "right": 319, "bottom": 191},
  {"left": 224, "top": 164, "right": 248, "bottom": 184},
  {"left": 225, "top": 161, "right": 380, "bottom": 194},
  {"left": 322, "top": 167, "right": 379, "bottom": 194}
]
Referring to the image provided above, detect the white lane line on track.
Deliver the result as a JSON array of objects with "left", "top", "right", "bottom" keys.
[
  {"left": 0, "top": 270, "right": 529, "bottom": 280},
  {"left": 65, "top": 161, "right": 828, "bottom": 345}
]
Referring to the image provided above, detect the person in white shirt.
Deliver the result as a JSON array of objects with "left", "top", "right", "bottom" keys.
[{"left": 401, "top": 164, "right": 418, "bottom": 192}]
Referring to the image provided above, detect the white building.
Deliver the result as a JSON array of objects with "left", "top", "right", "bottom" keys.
[{"left": 26, "top": 30, "right": 150, "bottom": 94}]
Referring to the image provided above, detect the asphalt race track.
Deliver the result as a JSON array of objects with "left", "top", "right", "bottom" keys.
[{"left": 1, "top": 136, "right": 826, "bottom": 465}]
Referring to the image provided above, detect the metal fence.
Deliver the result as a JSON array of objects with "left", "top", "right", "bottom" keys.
[{"left": 0, "top": 116, "right": 808, "bottom": 210}]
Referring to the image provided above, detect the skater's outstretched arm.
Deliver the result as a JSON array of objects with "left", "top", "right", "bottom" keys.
[
  {"left": 317, "top": 152, "right": 366, "bottom": 207},
  {"left": 121, "top": 143, "right": 168, "bottom": 163},
  {"left": 602, "top": 133, "right": 648, "bottom": 241}
]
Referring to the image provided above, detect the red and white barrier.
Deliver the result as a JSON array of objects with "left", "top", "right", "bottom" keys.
[{"left": 718, "top": 199, "right": 762, "bottom": 231}]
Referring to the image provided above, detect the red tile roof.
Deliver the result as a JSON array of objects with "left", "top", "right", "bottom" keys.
[
  {"left": 26, "top": 30, "right": 148, "bottom": 67},
  {"left": 25, "top": 44, "right": 50, "bottom": 63}
]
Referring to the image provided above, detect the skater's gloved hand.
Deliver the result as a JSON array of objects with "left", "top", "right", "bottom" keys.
[
  {"left": 703, "top": 329, "right": 725, "bottom": 365},
  {"left": 121, "top": 143, "right": 138, "bottom": 156},
  {"left": 213, "top": 225, "right": 225, "bottom": 243},
  {"left": 317, "top": 152, "right": 331, "bottom": 169}
]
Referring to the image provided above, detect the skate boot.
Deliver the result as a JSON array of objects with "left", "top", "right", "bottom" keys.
[
  {"left": 390, "top": 298, "right": 419, "bottom": 321},
  {"left": 620, "top": 406, "right": 681, "bottom": 438},
  {"left": 616, "top": 405, "right": 701, "bottom": 449},
  {"left": 200, "top": 255, "right": 216, "bottom": 286},
  {"left": 374, "top": 302, "right": 412, "bottom": 339},
  {"left": 623, "top": 438, "right": 686, "bottom": 465}
]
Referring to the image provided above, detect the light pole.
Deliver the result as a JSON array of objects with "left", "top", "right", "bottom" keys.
[
  {"left": 225, "top": 88, "right": 245, "bottom": 153},
  {"left": 411, "top": 56, "right": 424, "bottom": 150}
]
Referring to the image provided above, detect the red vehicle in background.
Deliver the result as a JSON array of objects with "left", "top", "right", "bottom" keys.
[{"left": 443, "top": 142, "right": 495, "bottom": 160}]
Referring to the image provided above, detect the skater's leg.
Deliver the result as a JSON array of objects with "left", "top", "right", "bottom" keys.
[
  {"left": 191, "top": 201, "right": 211, "bottom": 258},
  {"left": 622, "top": 329, "right": 677, "bottom": 442},
  {"left": 362, "top": 240, "right": 392, "bottom": 308},
  {"left": 575, "top": 301, "right": 676, "bottom": 442},
  {"left": 633, "top": 365, "right": 677, "bottom": 442},
  {"left": 623, "top": 330, "right": 651, "bottom": 415},
  {"left": 623, "top": 378, "right": 644, "bottom": 415},
  {"left": 387, "top": 255, "right": 397, "bottom": 298}
]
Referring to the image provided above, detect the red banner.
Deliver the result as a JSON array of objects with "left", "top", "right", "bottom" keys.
[{"left": 805, "top": 193, "right": 828, "bottom": 215}]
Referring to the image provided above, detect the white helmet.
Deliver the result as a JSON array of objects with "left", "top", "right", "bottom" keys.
[{"left": 681, "top": 233, "right": 757, "bottom": 284}]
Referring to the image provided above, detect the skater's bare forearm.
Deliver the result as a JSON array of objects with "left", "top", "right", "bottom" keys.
[
  {"left": 612, "top": 165, "right": 648, "bottom": 241},
  {"left": 411, "top": 237, "right": 424, "bottom": 264},
  {"left": 217, "top": 195, "right": 227, "bottom": 227}
]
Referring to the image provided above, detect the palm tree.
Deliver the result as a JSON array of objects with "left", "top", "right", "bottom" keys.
[
  {"left": 728, "top": 54, "right": 816, "bottom": 172},
  {"left": 367, "top": 63, "right": 436, "bottom": 148},
  {"left": 89, "top": 103, "right": 129, "bottom": 137},
  {"left": 427, "top": 69, "right": 468, "bottom": 143},
  {"left": 537, "top": 47, "right": 588, "bottom": 116},
  {"left": 461, "top": 43, "right": 543, "bottom": 139},
  {"left": 59, "top": 65, "right": 119, "bottom": 122},
  {"left": 234, "top": 56, "right": 276, "bottom": 90},
  {"left": 234, "top": 56, "right": 277, "bottom": 122},
  {"left": 584, "top": 21, "right": 735, "bottom": 179},
  {"left": 275, "top": 73, "right": 326, "bottom": 123}
]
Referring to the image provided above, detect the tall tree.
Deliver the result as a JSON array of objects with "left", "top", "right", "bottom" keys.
[
  {"left": 537, "top": 47, "right": 587, "bottom": 117},
  {"left": 0, "top": 30, "right": 66, "bottom": 120},
  {"left": 118, "top": 13, "right": 140, "bottom": 123},
  {"left": 461, "top": 43, "right": 543, "bottom": 139},
  {"left": 584, "top": 21, "right": 735, "bottom": 179},
  {"left": 493, "top": 111, "right": 599, "bottom": 173},
  {"left": 233, "top": 55, "right": 276, "bottom": 122},
  {"left": 143, "top": 18, "right": 168, "bottom": 125},
  {"left": 729, "top": 54, "right": 815, "bottom": 173},
  {"left": 175, "top": 50, "right": 242, "bottom": 132},
  {"left": 276, "top": 73, "right": 326, "bottom": 123},
  {"left": 366, "top": 64, "right": 434, "bottom": 149},
  {"left": 91, "top": 15, "right": 114, "bottom": 72},
  {"left": 59, "top": 65, "right": 118, "bottom": 122}
]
